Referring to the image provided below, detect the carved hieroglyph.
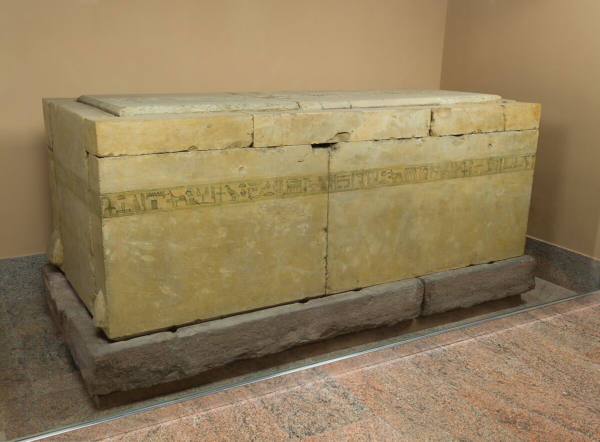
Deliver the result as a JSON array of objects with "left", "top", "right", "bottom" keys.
[{"left": 43, "top": 90, "right": 540, "bottom": 339}]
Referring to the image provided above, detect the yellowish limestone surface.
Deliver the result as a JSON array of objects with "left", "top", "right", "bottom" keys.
[
  {"left": 48, "top": 100, "right": 109, "bottom": 309},
  {"left": 78, "top": 89, "right": 501, "bottom": 117},
  {"left": 45, "top": 230, "right": 64, "bottom": 268},
  {"left": 45, "top": 146, "right": 61, "bottom": 241},
  {"left": 326, "top": 131, "right": 538, "bottom": 293},
  {"left": 503, "top": 102, "right": 541, "bottom": 131},
  {"left": 241, "top": 89, "right": 502, "bottom": 110},
  {"left": 96, "top": 145, "right": 328, "bottom": 338},
  {"left": 89, "top": 113, "right": 253, "bottom": 156},
  {"left": 43, "top": 89, "right": 540, "bottom": 339},
  {"left": 78, "top": 93, "right": 299, "bottom": 116},
  {"left": 253, "top": 107, "right": 430, "bottom": 147},
  {"left": 430, "top": 103, "right": 505, "bottom": 136}
]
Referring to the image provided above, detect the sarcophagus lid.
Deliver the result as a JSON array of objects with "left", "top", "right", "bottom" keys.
[{"left": 79, "top": 89, "right": 502, "bottom": 116}]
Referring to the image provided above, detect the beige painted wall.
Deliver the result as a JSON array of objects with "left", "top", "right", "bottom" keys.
[
  {"left": 0, "top": 0, "right": 449, "bottom": 259},
  {"left": 441, "top": 0, "right": 600, "bottom": 258}
]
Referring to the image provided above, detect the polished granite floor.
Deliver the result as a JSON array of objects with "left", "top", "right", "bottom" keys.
[
  {"left": 0, "top": 259, "right": 581, "bottom": 441},
  {"left": 43, "top": 289, "right": 600, "bottom": 441}
]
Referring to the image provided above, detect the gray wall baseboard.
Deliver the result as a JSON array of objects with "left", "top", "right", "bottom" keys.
[{"left": 525, "top": 236, "right": 600, "bottom": 294}]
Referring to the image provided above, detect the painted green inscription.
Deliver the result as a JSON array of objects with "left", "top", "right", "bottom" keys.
[{"left": 100, "top": 154, "right": 536, "bottom": 218}]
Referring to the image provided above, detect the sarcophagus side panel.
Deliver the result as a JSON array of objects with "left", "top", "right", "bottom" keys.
[
  {"left": 326, "top": 130, "right": 538, "bottom": 293},
  {"left": 95, "top": 145, "right": 328, "bottom": 338}
]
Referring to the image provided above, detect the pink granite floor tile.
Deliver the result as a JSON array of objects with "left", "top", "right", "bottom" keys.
[
  {"left": 26, "top": 356, "right": 82, "bottom": 397},
  {"left": 201, "top": 397, "right": 287, "bottom": 441},
  {"left": 257, "top": 378, "right": 372, "bottom": 439},
  {"left": 0, "top": 339, "right": 27, "bottom": 385},
  {"left": 0, "top": 379, "right": 46, "bottom": 441},
  {"left": 540, "top": 305, "right": 600, "bottom": 343},
  {"left": 177, "top": 384, "right": 253, "bottom": 415},
  {"left": 106, "top": 414, "right": 219, "bottom": 442},
  {"left": 0, "top": 303, "right": 9, "bottom": 325},
  {"left": 0, "top": 254, "right": 47, "bottom": 302},
  {"left": 43, "top": 401, "right": 192, "bottom": 442},
  {"left": 302, "top": 416, "right": 406, "bottom": 441},
  {"left": 244, "top": 365, "right": 328, "bottom": 398},
  {"left": 35, "top": 383, "right": 100, "bottom": 430},
  {"left": 4, "top": 296, "right": 54, "bottom": 326},
  {"left": 458, "top": 387, "right": 596, "bottom": 442},
  {"left": 477, "top": 326, "right": 600, "bottom": 407},
  {"left": 418, "top": 339, "right": 598, "bottom": 439},
  {"left": 11, "top": 317, "right": 81, "bottom": 396},
  {"left": 335, "top": 356, "right": 520, "bottom": 441},
  {"left": 583, "top": 346, "right": 600, "bottom": 363},
  {"left": 431, "top": 320, "right": 600, "bottom": 438}
]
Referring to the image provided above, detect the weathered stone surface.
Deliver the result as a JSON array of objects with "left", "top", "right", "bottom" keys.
[
  {"left": 43, "top": 264, "right": 423, "bottom": 403},
  {"left": 48, "top": 99, "right": 107, "bottom": 179},
  {"left": 89, "top": 113, "right": 253, "bottom": 156},
  {"left": 326, "top": 130, "right": 538, "bottom": 294},
  {"left": 46, "top": 146, "right": 61, "bottom": 235},
  {"left": 78, "top": 93, "right": 300, "bottom": 116},
  {"left": 48, "top": 100, "right": 108, "bottom": 310},
  {"left": 95, "top": 145, "right": 328, "bottom": 339},
  {"left": 79, "top": 89, "right": 501, "bottom": 117},
  {"left": 244, "top": 89, "right": 502, "bottom": 110},
  {"left": 42, "top": 97, "right": 72, "bottom": 149},
  {"left": 45, "top": 90, "right": 509, "bottom": 158},
  {"left": 504, "top": 102, "right": 541, "bottom": 131},
  {"left": 45, "top": 230, "right": 63, "bottom": 268},
  {"left": 253, "top": 108, "right": 430, "bottom": 147},
  {"left": 430, "top": 103, "right": 505, "bottom": 136},
  {"left": 42, "top": 98, "right": 53, "bottom": 148},
  {"left": 420, "top": 255, "right": 536, "bottom": 315}
]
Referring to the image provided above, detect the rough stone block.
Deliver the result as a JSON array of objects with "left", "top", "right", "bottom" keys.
[
  {"left": 326, "top": 131, "right": 538, "bottom": 294},
  {"left": 504, "top": 102, "right": 541, "bottom": 131},
  {"left": 47, "top": 99, "right": 111, "bottom": 309},
  {"left": 243, "top": 89, "right": 502, "bottom": 110},
  {"left": 45, "top": 230, "right": 63, "bottom": 268},
  {"left": 89, "top": 113, "right": 253, "bottom": 156},
  {"left": 430, "top": 103, "right": 505, "bottom": 136},
  {"left": 43, "top": 97, "right": 74, "bottom": 149},
  {"left": 43, "top": 264, "right": 423, "bottom": 405},
  {"left": 94, "top": 144, "right": 328, "bottom": 339},
  {"left": 78, "top": 92, "right": 300, "bottom": 116},
  {"left": 420, "top": 255, "right": 536, "bottom": 315},
  {"left": 45, "top": 146, "right": 61, "bottom": 236},
  {"left": 253, "top": 108, "right": 430, "bottom": 147}
]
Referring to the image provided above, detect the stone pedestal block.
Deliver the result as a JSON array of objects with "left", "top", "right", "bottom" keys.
[
  {"left": 420, "top": 256, "right": 537, "bottom": 315},
  {"left": 43, "top": 264, "right": 423, "bottom": 406}
]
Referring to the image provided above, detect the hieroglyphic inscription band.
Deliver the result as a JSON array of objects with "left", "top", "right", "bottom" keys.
[{"left": 100, "top": 154, "right": 536, "bottom": 218}]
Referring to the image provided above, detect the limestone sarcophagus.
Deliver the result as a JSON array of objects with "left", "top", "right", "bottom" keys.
[{"left": 43, "top": 90, "right": 540, "bottom": 340}]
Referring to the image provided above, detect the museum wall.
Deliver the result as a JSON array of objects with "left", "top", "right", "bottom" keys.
[
  {"left": 0, "top": 0, "right": 449, "bottom": 259},
  {"left": 441, "top": 0, "right": 600, "bottom": 259}
]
